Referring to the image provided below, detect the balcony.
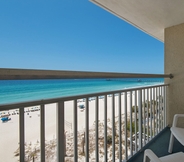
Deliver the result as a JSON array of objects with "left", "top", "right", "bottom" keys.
[
  {"left": 128, "top": 126, "right": 184, "bottom": 162},
  {"left": 0, "top": 69, "right": 174, "bottom": 162},
  {"left": 1, "top": 1, "right": 183, "bottom": 161}
]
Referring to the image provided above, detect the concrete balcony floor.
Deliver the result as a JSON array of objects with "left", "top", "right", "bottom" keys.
[{"left": 128, "top": 127, "right": 184, "bottom": 162}]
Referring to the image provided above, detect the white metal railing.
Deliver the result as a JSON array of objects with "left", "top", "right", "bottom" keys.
[{"left": 0, "top": 84, "right": 168, "bottom": 162}]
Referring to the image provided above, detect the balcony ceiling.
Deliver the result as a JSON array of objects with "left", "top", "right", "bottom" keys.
[{"left": 90, "top": 0, "right": 184, "bottom": 42}]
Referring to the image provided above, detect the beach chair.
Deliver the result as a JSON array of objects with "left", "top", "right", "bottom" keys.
[
  {"left": 168, "top": 114, "right": 184, "bottom": 153},
  {"left": 143, "top": 149, "right": 184, "bottom": 162}
]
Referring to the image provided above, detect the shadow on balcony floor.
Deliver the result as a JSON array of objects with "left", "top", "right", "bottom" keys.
[{"left": 127, "top": 126, "right": 184, "bottom": 162}]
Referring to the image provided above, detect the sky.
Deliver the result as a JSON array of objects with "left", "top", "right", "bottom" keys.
[{"left": 0, "top": 0, "right": 164, "bottom": 74}]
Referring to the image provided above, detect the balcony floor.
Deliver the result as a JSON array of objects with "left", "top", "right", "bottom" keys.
[{"left": 127, "top": 126, "right": 184, "bottom": 162}]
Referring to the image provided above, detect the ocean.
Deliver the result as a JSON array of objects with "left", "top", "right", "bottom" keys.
[{"left": 0, "top": 78, "right": 164, "bottom": 104}]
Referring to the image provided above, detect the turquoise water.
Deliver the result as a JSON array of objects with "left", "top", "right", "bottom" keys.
[{"left": 0, "top": 78, "right": 163, "bottom": 104}]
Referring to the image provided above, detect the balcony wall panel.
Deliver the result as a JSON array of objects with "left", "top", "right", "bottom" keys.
[{"left": 165, "top": 22, "right": 184, "bottom": 127}]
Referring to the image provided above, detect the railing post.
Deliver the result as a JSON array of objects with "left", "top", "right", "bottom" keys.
[
  {"left": 160, "top": 87, "right": 163, "bottom": 130},
  {"left": 118, "top": 93, "right": 122, "bottom": 162},
  {"left": 150, "top": 88, "right": 152, "bottom": 138},
  {"left": 156, "top": 87, "right": 158, "bottom": 135},
  {"left": 153, "top": 88, "right": 155, "bottom": 137},
  {"left": 40, "top": 104, "right": 45, "bottom": 162},
  {"left": 104, "top": 95, "right": 107, "bottom": 162},
  {"left": 95, "top": 96, "right": 99, "bottom": 162},
  {"left": 129, "top": 91, "right": 133, "bottom": 156},
  {"left": 124, "top": 92, "right": 128, "bottom": 160},
  {"left": 134, "top": 90, "right": 138, "bottom": 152},
  {"left": 56, "top": 101, "right": 65, "bottom": 162},
  {"left": 85, "top": 98, "right": 89, "bottom": 162},
  {"left": 74, "top": 99, "right": 78, "bottom": 162},
  {"left": 112, "top": 94, "right": 115, "bottom": 162},
  {"left": 19, "top": 108, "right": 25, "bottom": 162},
  {"left": 138, "top": 90, "right": 142, "bottom": 150},
  {"left": 164, "top": 86, "right": 167, "bottom": 127},
  {"left": 146, "top": 89, "right": 149, "bottom": 141},
  {"left": 143, "top": 89, "right": 146, "bottom": 146},
  {"left": 158, "top": 87, "right": 161, "bottom": 132}
]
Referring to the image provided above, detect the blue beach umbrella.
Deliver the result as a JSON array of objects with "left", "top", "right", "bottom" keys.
[{"left": 1, "top": 117, "right": 10, "bottom": 122}]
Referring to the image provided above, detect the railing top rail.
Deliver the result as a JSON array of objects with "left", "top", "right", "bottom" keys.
[
  {"left": 0, "top": 68, "right": 173, "bottom": 80},
  {"left": 0, "top": 83, "right": 169, "bottom": 111}
]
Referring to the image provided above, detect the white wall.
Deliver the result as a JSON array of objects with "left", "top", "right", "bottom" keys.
[{"left": 165, "top": 23, "right": 184, "bottom": 126}]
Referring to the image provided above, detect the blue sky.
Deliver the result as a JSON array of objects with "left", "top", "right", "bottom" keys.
[{"left": 0, "top": 0, "right": 164, "bottom": 74}]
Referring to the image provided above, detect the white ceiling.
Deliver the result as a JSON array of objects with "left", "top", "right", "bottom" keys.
[{"left": 90, "top": 0, "right": 184, "bottom": 42}]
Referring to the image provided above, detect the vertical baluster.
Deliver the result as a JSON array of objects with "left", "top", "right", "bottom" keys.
[
  {"left": 161, "top": 87, "right": 164, "bottom": 130},
  {"left": 146, "top": 89, "right": 149, "bottom": 142},
  {"left": 164, "top": 86, "right": 167, "bottom": 127},
  {"left": 40, "top": 104, "right": 45, "bottom": 162},
  {"left": 57, "top": 101, "right": 65, "bottom": 162},
  {"left": 124, "top": 92, "right": 128, "bottom": 160},
  {"left": 138, "top": 90, "right": 142, "bottom": 150},
  {"left": 134, "top": 90, "right": 137, "bottom": 152},
  {"left": 163, "top": 86, "right": 165, "bottom": 128},
  {"left": 112, "top": 94, "right": 115, "bottom": 162},
  {"left": 143, "top": 89, "right": 146, "bottom": 146},
  {"left": 156, "top": 87, "right": 158, "bottom": 135},
  {"left": 160, "top": 87, "right": 162, "bottom": 130},
  {"left": 153, "top": 88, "right": 155, "bottom": 137},
  {"left": 158, "top": 87, "right": 161, "bottom": 132},
  {"left": 85, "top": 98, "right": 89, "bottom": 162},
  {"left": 95, "top": 96, "right": 99, "bottom": 162},
  {"left": 159, "top": 87, "right": 162, "bottom": 130},
  {"left": 163, "top": 87, "right": 165, "bottom": 128},
  {"left": 104, "top": 95, "right": 107, "bottom": 162},
  {"left": 119, "top": 93, "right": 122, "bottom": 162},
  {"left": 129, "top": 91, "right": 133, "bottom": 156},
  {"left": 74, "top": 99, "right": 78, "bottom": 162},
  {"left": 150, "top": 88, "right": 153, "bottom": 139},
  {"left": 19, "top": 107, "right": 25, "bottom": 162}
]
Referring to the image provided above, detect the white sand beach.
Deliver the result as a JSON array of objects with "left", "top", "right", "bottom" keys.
[{"left": 0, "top": 94, "right": 135, "bottom": 162}]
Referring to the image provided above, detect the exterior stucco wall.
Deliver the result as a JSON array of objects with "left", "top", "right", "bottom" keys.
[{"left": 165, "top": 23, "right": 184, "bottom": 127}]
